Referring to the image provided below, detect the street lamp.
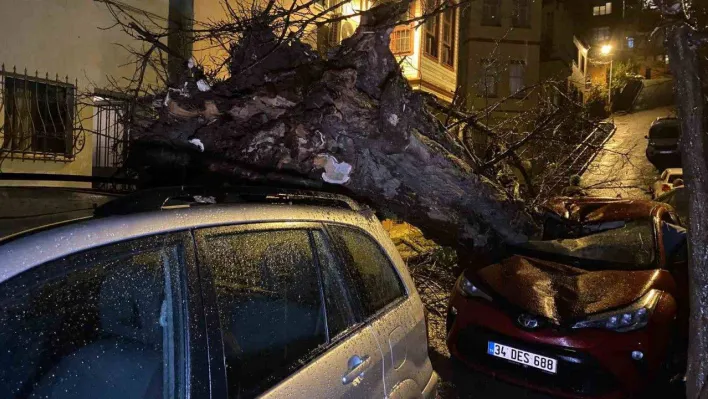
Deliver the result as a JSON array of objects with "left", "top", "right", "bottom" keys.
[{"left": 600, "top": 44, "right": 613, "bottom": 107}]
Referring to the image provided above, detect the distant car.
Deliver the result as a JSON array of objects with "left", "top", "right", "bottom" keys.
[
  {"left": 646, "top": 117, "right": 681, "bottom": 169},
  {"left": 657, "top": 186, "right": 689, "bottom": 226},
  {"left": 652, "top": 168, "right": 683, "bottom": 199},
  {"left": 447, "top": 197, "right": 688, "bottom": 399},
  {"left": 0, "top": 186, "right": 438, "bottom": 399}
]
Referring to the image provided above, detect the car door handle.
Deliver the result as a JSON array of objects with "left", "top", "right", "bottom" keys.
[{"left": 342, "top": 354, "right": 371, "bottom": 385}]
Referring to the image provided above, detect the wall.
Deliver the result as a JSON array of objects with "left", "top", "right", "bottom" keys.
[
  {"left": 459, "top": 0, "right": 543, "bottom": 118},
  {"left": 540, "top": 0, "right": 574, "bottom": 81},
  {"left": 0, "top": 0, "right": 170, "bottom": 187}
]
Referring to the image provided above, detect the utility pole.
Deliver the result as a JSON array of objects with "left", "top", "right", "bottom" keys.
[{"left": 167, "top": 0, "right": 195, "bottom": 84}]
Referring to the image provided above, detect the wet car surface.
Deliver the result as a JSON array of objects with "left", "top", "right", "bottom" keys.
[{"left": 0, "top": 186, "right": 438, "bottom": 399}]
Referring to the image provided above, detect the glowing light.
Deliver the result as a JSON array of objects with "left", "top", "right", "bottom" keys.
[{"left": 600, "top": 44, "right": 613, "bottom": 56}]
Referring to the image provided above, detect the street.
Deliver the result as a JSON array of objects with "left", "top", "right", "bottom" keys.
[{"left": 582, "top": 106, "right": 676, "bottom": 198}]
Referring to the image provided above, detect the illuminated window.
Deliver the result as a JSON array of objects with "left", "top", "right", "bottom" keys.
[
  {"left": 593, "top": 2, "right": 612, "bottom": 16},
  {"left": 627, "top": 37, "right": 634, "bottom": 48},
  {"left": 390, "top": 1, "right": 416, "bottom": 55}
]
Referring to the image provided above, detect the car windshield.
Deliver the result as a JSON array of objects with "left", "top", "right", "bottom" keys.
[
  {"left": 650, "top": 123, "right": 680, "bottom": 139},
  {"left": 522, "top": 220, "right": 656, "bottom": 269}
]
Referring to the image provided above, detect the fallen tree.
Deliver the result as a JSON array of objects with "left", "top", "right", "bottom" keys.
[{"left": 124, "top": 2, "right": 534, "bottom": 249}]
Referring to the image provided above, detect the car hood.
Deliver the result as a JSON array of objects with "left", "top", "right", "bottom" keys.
[{"left": 475, "top": 255, "right": 670, "bottom": 324}]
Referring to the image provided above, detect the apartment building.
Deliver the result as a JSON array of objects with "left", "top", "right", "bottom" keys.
[{"left": 458, "top": 0, "right": 543, "bottom": 123}]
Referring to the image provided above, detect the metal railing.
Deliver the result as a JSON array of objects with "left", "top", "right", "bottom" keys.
[{"left": 0, "top": 64, "right": 86, "bottom": 163}]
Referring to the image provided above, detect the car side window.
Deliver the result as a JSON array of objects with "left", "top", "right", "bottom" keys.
[
  {"left": 312, "top": 230, "right": 357, "bottom": 338},
  {"left": 200, "top": 229, "right": 328, "bottom": 398},
  {"left": 327, "top": 224, "right": 406, "bottom": 319},
  {"left": 0, "top": 236, "right": 187, "bottom": 399}
]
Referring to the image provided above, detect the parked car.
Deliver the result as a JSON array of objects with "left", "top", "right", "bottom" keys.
[
  {"left": 646, "top": 117, "right": 681, "bottom": 169},
  {"left": 0, "top": 186, "right": 438, "bottom": 399},
  {"left": 651, "top": 168, "right": 683, "bottom": 199},
  {"left": 447, "top": 197, "right": 687, "bottom": 399},
  {"left": 657, "top": 186, "right": 689, "bottom": 226}
]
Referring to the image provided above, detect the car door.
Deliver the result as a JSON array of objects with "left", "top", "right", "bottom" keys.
[
  {"left": 0, "top": 232, "right": 203, "bottom": 399},
  {"left": 325, "top": 224, "right": 427, "bottom": 398},
  {"left": 193, "top": 223, "right": 385, "bottom": 399}
]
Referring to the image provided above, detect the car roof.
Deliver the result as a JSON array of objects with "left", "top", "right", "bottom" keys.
[
  {"left": 0, "top": 186, "right": 375, "bottom": 284},
  {"left": 0, "top": 202, "right": 379, "bottom": 284}
]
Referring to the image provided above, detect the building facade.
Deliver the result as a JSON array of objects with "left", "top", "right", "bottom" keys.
[
  {"left": 458, "top": 0, "right": 543, "bottom": 123},
  {"left": 193, "top": 0, "right": 460, "bottom": 103},
  {"left": 0, "top": 0, "right": 171, "bottom": 187},
  {"left": 567, "top": 0, "right": 668, "bottom": 103}
]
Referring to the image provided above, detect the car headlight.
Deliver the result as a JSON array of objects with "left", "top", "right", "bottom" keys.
[
  {"left": 457, "top": 276, "right": 493, "bottom": 301},
  {"left": 571, "top": 289, "right": 662, "bottom": 332}
]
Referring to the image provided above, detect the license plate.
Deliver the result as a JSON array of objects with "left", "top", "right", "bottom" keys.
[
  {"left": 487, "top": 341, "right": 558, "bottom": 374},
  {"left": 658, "top": 150, "right": 676, "bottom": 154}
]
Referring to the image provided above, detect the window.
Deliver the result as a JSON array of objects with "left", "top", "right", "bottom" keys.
[
  {"left": 93, "top": 97, "right": 128, "bottom": 169},
  {"left": 390, "top": 1, "right": 416, "bottom": 55},
  {"left": 202, "top": 229, "right": 330, "bottom": 398},
  {"left": 424, "top": 0, "right": 440, "bottom": 58},
  {"left": 627, "top": 36, "right": 635, "bottom": 49},
  {"left": 441, "top": 7, "right": 455, "bottom": 66},
  {"left": 392, "top": 29, "right": 414, "bottom": 55},
  {"left": 593, "top": 2, "right": 612, "bottom": 15},
  {"left": 509, "top": 61, "right": 526, "bottom": 97},
  {"left": 0, "top": 237, "right": 186, "bottom": 399},
  {"left": 512, "top": 0, "right": 530, "bottom": 27},
  {"left": 327, "top": 225, "right": 406, "bottom": 317},
  {"left": 592, "top": 26, "right": 611, "bottom": 43},
  {"left": 482, "top": 0, "right": 501, "bottom": 26},
  {"left": 2, "top": 76, "right": 74, "bottom": 156},
  {"left": 479, "top": 58, "right": 498, "bottom": 97}
]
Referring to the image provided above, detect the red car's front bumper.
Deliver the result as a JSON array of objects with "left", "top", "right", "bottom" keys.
[{"left": 446, "top": 288, "right": 676, "bottom": 399}]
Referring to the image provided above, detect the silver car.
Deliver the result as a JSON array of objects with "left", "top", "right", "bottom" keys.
[{"left": 0, "top": 186, "right": 438, "bottom": 399}]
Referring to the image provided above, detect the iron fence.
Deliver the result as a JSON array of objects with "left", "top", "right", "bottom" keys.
[
  {"left": 92, "top": 97, "right": 129, "bottom": 170},
  {"left": 0, "top": 64, "right": 85, "bottom": 162}
]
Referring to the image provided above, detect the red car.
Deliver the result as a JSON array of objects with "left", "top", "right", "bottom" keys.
[{"left": 446, "top": 197, "right": 688, "bottom": 399}]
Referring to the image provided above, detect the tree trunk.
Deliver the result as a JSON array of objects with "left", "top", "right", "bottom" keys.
[
  {"left": 666, "top": 23, "right": 708, "bottom": 399},
  {"left": 127, "top": 3, "right": 534, "bottom": 249}
]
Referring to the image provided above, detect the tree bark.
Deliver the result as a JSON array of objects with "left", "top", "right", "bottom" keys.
[
  {"left": 127, "top": 3, "right": 534, "bottom": 249},
  {"left": 666, "top": 23, "right": 708, "bottom": 399}
]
